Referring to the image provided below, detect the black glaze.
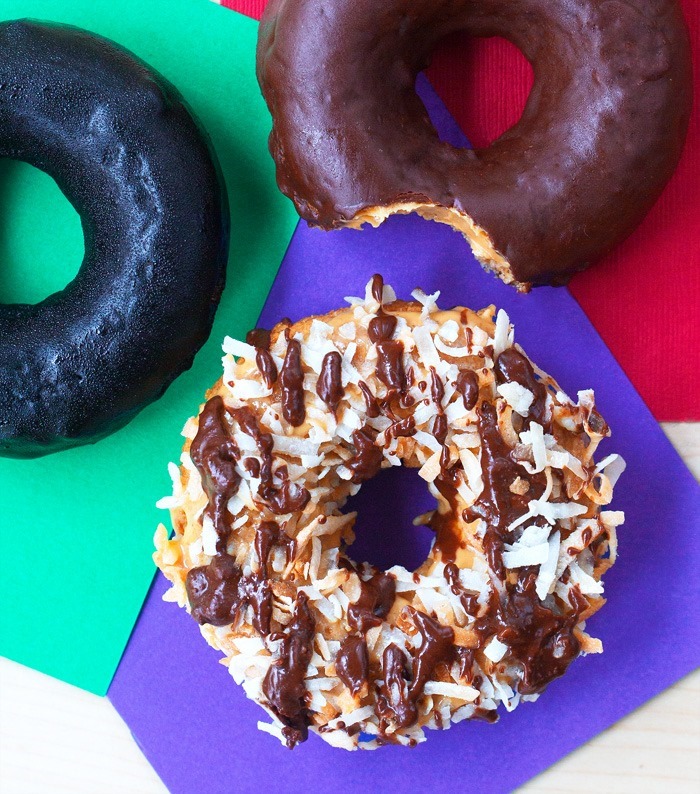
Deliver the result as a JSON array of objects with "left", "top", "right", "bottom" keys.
[{"left": 0, "top": 21, "right": 229, "bottom": 457}]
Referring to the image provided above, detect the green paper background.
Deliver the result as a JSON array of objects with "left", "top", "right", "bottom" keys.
[{"left": 0, "top": 0, "right": 297, "bottom": 694}]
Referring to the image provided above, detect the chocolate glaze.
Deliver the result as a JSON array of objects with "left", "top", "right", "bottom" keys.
[
  {"left": 367, "top": 275, "right": 405, "bottom": 392},
  {"left": 336, "top": 635, "right": 369, "bottom": 696},
  {"left": 316, "top": 351, "right": 344, "bottom": 414},
  {"left": 408, "top": 611, "right": 455, "bottom": 699},
  {"left": 444, "top": 562, "right": 480, "bottom": 615},
  {"left": 246, "top": 328, "right": 271, "bottom": 349},
  {"left": 232, "top": 405, "right": 310, "bottom": 515},
  {"left": 347, "top": 427, "right": 384, "bottom": 483},
  {"left": 386, "top": 416, "right": 416, "bottom": 439},
  {"left": 257, "top": 0, "right": 691, "bottom": 286},
  {"left": 268, "top": 480, "right": 311, "bottom": 515},
  {"left": 280, "top": 338, "right": 305, "bottom": 426},
  {"left": 431, "top": 475, "right": 465, "bottom": 562},
  {"left": 185, "top": 553, "right": 273, "bottom": 635},
  {"left": 358, "top": 381, "right": 380, "bottom": 418},
  {"left": 368, "top": 314, "right": 398, "bottom": 344},
  {"left": 377, "top": 611, "right": 454, "bottom": 729},
  {"left": 347, "top": 571, "right": 396, "bottom": 632},
  {"left": 495, "top": 349, "right": 548, "bottom": 426},
  {"left": 262, "top": 591, "right": 315, "bottom": 748},
  {"left": 190, "top": 396, "right": 240, "bottom": 552},
  {"left": 467, "top": 402, "right": 545, "bottom": 577},
  {"left": 430, "top": 368, "right": 445, "bottom": 409},
  {"left": 255, "top": 520, "right": 295, "bottom": 575},
  {"left": 255, "top": 348, "right": 278, "bottom": 390},
  {"left": 0, "top": 21, "right": 229, "bottom": 457},
  {"left": 376, "top": 644, "right": 416, "bottom": 729},
  {"left": 456, "top": 370, "right": 479, "bottom": 411},
  {"left": 476, "top": 573, "right": 587, "bottom": 693},
  {"left": 432, "top": 415, "right": 448, "bottom": 446}
]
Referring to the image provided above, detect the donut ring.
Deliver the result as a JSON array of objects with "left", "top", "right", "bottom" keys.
[
  {"left": 0, "top": 21, "right": 229, "bottom": 458},
  {"left": 256, "top": 0, "right": 692, "bottom": 289},
  {"left": 155, "top": 276, "right": 625, "bottom": 749}
]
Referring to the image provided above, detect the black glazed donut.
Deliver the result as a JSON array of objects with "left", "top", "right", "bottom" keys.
[{"left": 0, "top": 20, "right": 229, "bottom": 458}]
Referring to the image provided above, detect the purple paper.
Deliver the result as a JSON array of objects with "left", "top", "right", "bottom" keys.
[{"left": 109, "top": 76, "right": 700, "bottom": 793}]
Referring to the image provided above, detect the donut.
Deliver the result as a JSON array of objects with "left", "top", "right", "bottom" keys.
[
  {"left": 0, "top": 21, "right": 229, "bottom": 458},
  {"left": 256, "top": 0, "right": 692, "bottom": 290},
  {"left": 155, "top": 275, "right": 625, "bottom": 749}
]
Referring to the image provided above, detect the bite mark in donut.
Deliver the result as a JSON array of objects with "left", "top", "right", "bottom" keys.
[
  {"left": 256, "top": 0, "right": 692, "bottom": 289},
  {"left": 0, "top": 21, "right": 229, "bottom": 457},
  {"left": 155, "top": 277, "right": 625, "bottom": 749}
]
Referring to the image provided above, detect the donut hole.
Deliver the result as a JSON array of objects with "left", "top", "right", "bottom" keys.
[
  {"left": 0, "top": 159, "right": 84, "bottom": 304},
  {"left": 426, "top": 34, "right": 533, "bottom": 148},
  {"left": 343, "top": 466, "right": 436, "bottom": 571}
]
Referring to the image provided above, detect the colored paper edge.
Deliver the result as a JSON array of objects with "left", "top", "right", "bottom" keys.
[
  {"left": 0, "top": 0, "right": 298, "bottom": 693},
  {"left": 107, "top": 73, "right": 700, "bottom": 793}
]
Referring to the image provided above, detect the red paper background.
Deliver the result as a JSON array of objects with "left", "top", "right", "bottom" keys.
[{"left": 224, "top": 0, "right": 699, "bottom": 420}]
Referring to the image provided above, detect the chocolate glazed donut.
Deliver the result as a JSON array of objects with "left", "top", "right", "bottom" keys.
[
  {"left": 0, "top": 21, "right": 229, "bottom": 458},
  {"left": 257, "top": 0, "right": 692, "bottom": 289}
]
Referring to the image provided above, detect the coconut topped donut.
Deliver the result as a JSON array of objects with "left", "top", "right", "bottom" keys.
[{"left": 155, "top": 277, "right": 625, "bottom": 749}]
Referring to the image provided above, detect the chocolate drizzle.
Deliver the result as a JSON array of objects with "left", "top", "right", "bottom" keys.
[
  {"left": 347, "top": 426, "right": 384, "bottom": 483},
  {"left": 347, "top": 571, "right": 396, "bottom": 632},
  {"left": 432, "top": 415, "right": 448, "bottom": 445},
  {"left": 468, "top": 401, "right": 544, "bottom": 577},
  {"left": 368, "top": 273, "right": 405, "bottom": 393},
  {"left": 255, "top": 520, "right": 295, "bottom": 575},
  {"left": 374, "top": 339, "right": 405, "bottom": 393},
  {"left": 268, "top": 480, "right": 311, "bottom": 514},
  {"left": 368, "top": 314, "right": 398, "bottom": 343},
  {"left": 430, "top": 366, "right": 448, "bottom": 445},
  {"left": 495, "top": 349, "right": 548, "bottom": 425},
  {"left": 336, "top": 635, "right": 369, "bottom": 697},
  {"left": 358, "top": 380, "right": 380, "bottom": 418},
  {"left": 186, "top": 519, "right": 296, "bottom": 634},
  {"left": 190, "top": 396, "right": 240, "bottom": 552},
  {"left": 256, "top": 348, "right": 278, "bottom": 390},
  {"left": 456, "top": 369, "right": 479, "bottom": 411},
  {"left": 431, "top": 475, "right": 464, "bottom": 562},
  {"left": 370, "top": 273, "right": 384, "bottom": 304},
  {"left": 185, "top": 552, "right": 273, "bottom": 635},
  {"left": 429, "top": 367, "right": 444, "bottom": 408},
  {"left": 408, "top": 611, "right": 455, "bottom": 699},
  {"left": 386, "top": 415, "right": 416, "bottom": 439},
  {"left": 245, "top": 326, "right": 279, "bottom": 390},
  {"left": 444, "top": 562, "right": 479, "bottom": 615},
  {"left": 377, "top": 611, "right": 454, "bottom": 729},
  {"left": 316, "top": 351, "right": 344, "bottom": 414},
  {"left": 280, "top": 338, "right": 305, "bottom": 426},
  {"left": 376, "top": 644, "right": 415, "bottom": 729},
  {"left": 262, "top": 592, "right": 315, "bottom": 748},
  {"left": 246, "top": 328, "right": 271, "bottom": 349},
  {"left": 476, "top": 574, "right": 588, "bottom": 694},
  {"left": 232, "top": 406, "right": 310, "bottom": 515}
]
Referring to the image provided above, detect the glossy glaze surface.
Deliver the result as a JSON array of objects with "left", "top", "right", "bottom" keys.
[
  {"left": 257, "top": 0, "right": 692, "bottom": 286},
  {"left": 0, "top": 20, "right": 229, "bottom": 457}
]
